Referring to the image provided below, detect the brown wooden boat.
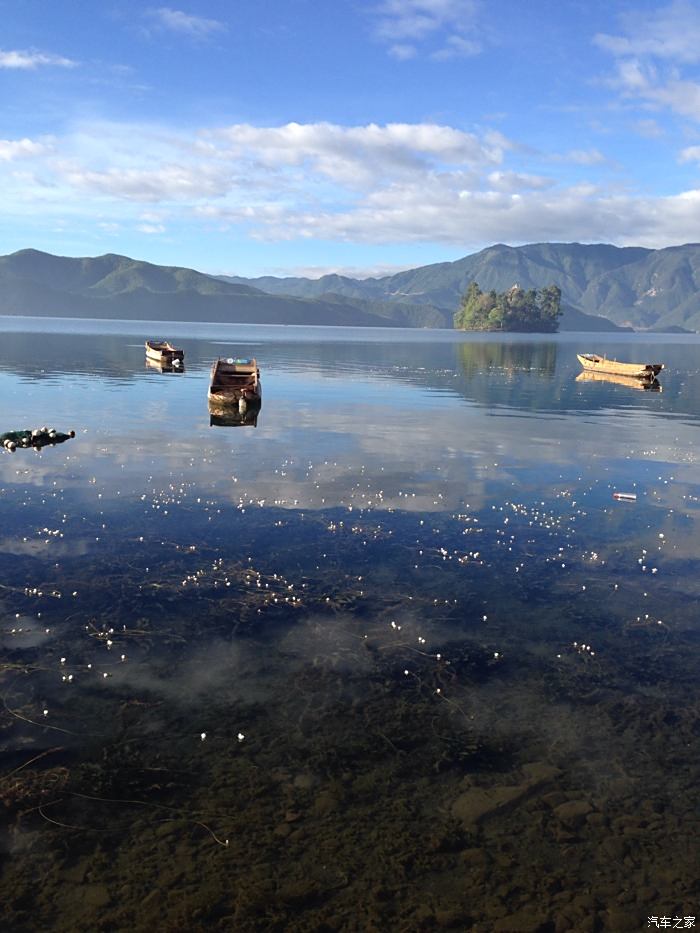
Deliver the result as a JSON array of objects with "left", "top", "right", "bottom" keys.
[
  {"left": 208, "top": 357, "right": 261, "bottom": 407},
  {"left": 577, "top": 353, "right": 663, "bottom": 379},
  {"left": 145, "top": 340, "right": 184, "bottom": 367},
  {"left": 575, "top": 371, "right": 662, "bottom": 391}
]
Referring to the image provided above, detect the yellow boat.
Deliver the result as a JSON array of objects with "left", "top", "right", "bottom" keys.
[{"left": 577, "top": 353, "right": 663, "bottom": 380}]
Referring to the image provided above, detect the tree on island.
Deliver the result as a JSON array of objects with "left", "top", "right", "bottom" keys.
[{"left": 454, "top": 282, "right": 562, "bottom": 332}]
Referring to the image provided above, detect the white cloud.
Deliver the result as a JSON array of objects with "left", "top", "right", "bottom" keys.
[
  {"left": 0, "top": 49, "right": 77, "bottom": 69},
  {"left": 486, "top": 171, "right": 554, "bottom": 192},
  {"left": 553, "top": 148, "right": 607, "bottom": 165},
  {"left": 148, "top": 7, "right": 226, "bottom": 38},
  {"left": 5, "top": 118, "right": 700, "bottom": 254},
  {"left": 650, "top": 78, "right": 700, "bottom": 120},
  {"left": 204, "top": 121, "right": 509, "bottom": 190},
  {"left": 240, "top": 179, "right": 700, "bottom": 250},
  {"left": 56, "top": 162, "right": 232, "bottom": 201},
  {"left": 633, "top": 119, "right": 664, "bottom": 139},
  {"left": 372, "top": 0, "right": 482, "bottom": 59},
  {"left": 388, "top": 43, "right": 417, "bottom": 60},
  {"left": 598, "top": 3, "right": 700, "bottom": 123},
  {"left": 374, "top": 0, "right": 478, "bottom": 39},
  {"left": 0, "top": 137, "right": 50, "bottom": 161},
  {"left": 595, "top": 1, "right": 700, "bottom": 64},
  {"left": 255, "top": 262, "right": 418, "bottom": 280},
  {"left": 609, "top": 58, "right": 700, "bottom": 122},
  {"left": 431, "top": 34, "right": 481, "bottom": 60},
  {"left": 139, "top": 210, "right": 167, "bottom": 223}
]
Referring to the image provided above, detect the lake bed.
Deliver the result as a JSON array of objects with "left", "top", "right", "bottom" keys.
[{"left": 1, "top": 321, "right": 698, "bottom": 932}]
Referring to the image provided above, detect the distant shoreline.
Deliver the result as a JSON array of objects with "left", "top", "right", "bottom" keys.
[{"left": 1, "top": 314, "right": 697, "bottom": 341}]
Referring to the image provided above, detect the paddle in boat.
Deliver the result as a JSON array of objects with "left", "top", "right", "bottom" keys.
[
  {"left": 576, "top": 353, "right": 663, "bottom": 380},
  {"left": 145, "top": 340, "right": 184, "bottom": 367}
]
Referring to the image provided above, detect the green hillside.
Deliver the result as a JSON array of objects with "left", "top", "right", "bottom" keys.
[
  {"left": 225, "top": 242, "right": 700, "bottom": 331},
  {"left": 0, "top": 250, "right": 436, "bottom": 327},
  {"left": 4, "top": 243, "right": 700, "bottom": 330}
]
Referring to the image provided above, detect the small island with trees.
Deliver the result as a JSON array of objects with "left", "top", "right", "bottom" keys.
[{"left": 454, "top": 282, "right": 563, "bottom": 332}]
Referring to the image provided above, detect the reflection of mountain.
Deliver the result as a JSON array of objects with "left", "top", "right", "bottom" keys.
[
  {"left": 457, "top": 342, "right": 557, "bottom": 379},
  {"left": 0, "top": 331, "right": 170, "bottom": 379},
  {"left": 1, "top": 326, "right": 700, "bottom": 418}
]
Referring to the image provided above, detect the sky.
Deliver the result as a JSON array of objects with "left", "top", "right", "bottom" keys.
[{"left": 3, "top": 0, "right": 700, "bottom": 278}]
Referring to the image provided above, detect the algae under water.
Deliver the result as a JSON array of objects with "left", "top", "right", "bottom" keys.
[{"left": 0, "top": 323, "right": 699, "bottom": 932}]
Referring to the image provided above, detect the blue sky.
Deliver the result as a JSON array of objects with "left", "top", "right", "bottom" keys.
[{"left": 3, "top": 0, "right": 700, "bottom": 277}]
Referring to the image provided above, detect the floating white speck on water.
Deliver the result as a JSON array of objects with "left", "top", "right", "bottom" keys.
[
  {"left": 237, "top": 732, "right": 245, "bottom": 742},
  {"left": 200, "top": 733, "right": 207, "bottom": 741}
]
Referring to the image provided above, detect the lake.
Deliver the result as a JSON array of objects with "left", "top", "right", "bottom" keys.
[{"left": 1, "top": 319, "right": 698, "bottom": 932}]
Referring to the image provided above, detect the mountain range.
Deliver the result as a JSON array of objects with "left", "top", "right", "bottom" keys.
[{"left": 2, "top": 242, "right": 700, "bottom": 331}]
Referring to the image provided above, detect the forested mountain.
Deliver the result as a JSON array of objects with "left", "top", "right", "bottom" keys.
[
  {"left": 3, "top": 243, "right": 700, "bottom": 330},
  {"left": 225, "top": 242, "right": 700, "bottom": 331},
  {"left": 0, "top": 250, "right": 439, "bottom": 328}
]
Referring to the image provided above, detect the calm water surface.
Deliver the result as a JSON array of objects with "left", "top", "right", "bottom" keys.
[{"left": 1, "top": 320, "right": 698, "bottom": 932}]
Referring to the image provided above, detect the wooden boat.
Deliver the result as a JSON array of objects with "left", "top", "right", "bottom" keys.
[
  {"left": 576, "top": 371, "right": 662, "bottom": 391},
  {"left": 145, "top": 340, "right": 184, "bottom": 367},
  {"left": 577, "top": 353, "right": 663, "bottom": 380},
  {"left": 208, "top": 357, "right": 261, "bottom": 407}
]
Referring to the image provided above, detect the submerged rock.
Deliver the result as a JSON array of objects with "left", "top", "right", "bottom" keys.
[{"left": 451, "top": 761, "right": 561, "bottom": 828}]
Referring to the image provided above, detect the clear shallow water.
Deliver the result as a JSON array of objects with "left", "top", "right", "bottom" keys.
[{"left": 0, "top": 320, "right": 698, "bottom": 932}]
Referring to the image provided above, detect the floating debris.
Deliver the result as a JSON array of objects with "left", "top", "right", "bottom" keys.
[{"left": 1, "top": 427, "right": 76, "bottom": 452}]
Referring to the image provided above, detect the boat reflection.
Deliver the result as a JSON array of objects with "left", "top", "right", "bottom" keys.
[
  {"left": 208, "top": 399, "right": 261, "bottom": 427},
  {"left": 146, "top": 358, "right": 185, "bottom": 375},
  {"left": 576, "top": 371, "right": 662, "bottom": 391}
]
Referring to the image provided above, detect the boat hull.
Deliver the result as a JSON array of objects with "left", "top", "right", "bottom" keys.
[
  {"left": 208, "top": 358, "right": 261, "bottom": 406},
  {"left": 145, "top": 341, "right": 184, "bottom": 365},
  {"left": 577, "top": 354, "right": 663, "bottom": 379}
]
